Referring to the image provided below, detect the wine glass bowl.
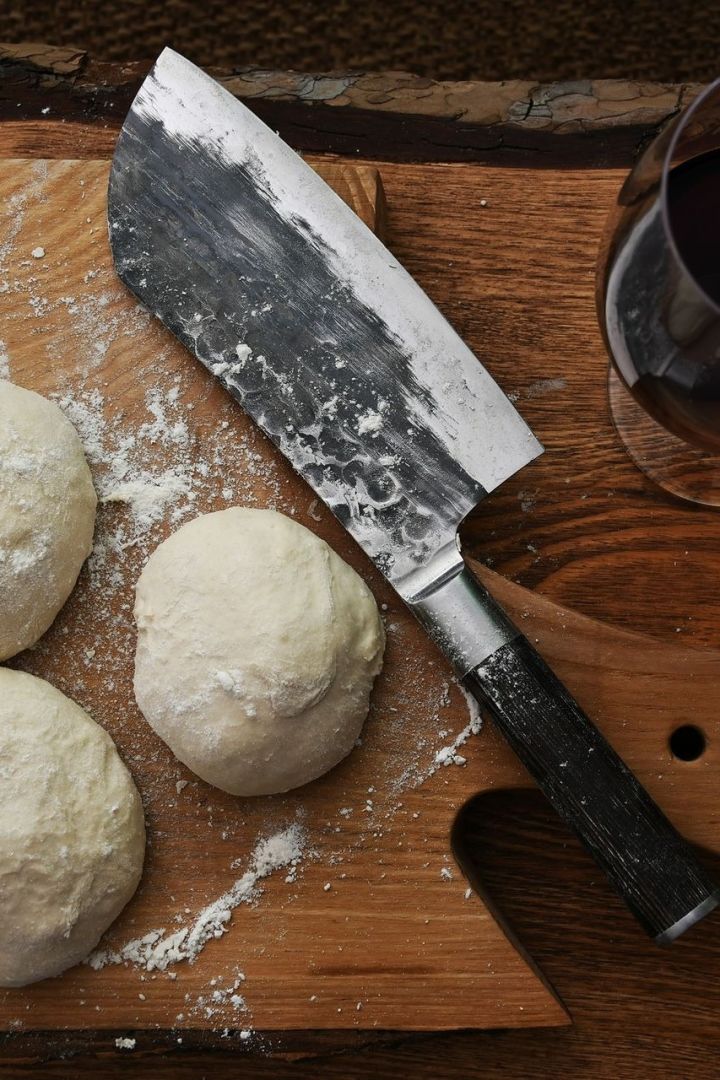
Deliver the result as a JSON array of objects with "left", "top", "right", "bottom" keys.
[{"left": 597, "top": 78, "right": 720, "bottom": 502}]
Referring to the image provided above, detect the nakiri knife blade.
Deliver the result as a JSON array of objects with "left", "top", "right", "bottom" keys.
[{"left": 108, "top": 48, "right": 719, "bottom": 943}]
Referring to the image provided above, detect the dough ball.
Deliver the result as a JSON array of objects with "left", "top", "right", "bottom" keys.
[
  {"left": 0, "top": 380, "right": 97, "bottom": 660},
  {"left": 0, "top": 669, "right": 145, "bottom": 986},
  {"left": 134, "top": 508, "right": 385, "bottom": 796}
]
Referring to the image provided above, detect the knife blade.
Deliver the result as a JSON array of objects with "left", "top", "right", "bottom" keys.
[{"left": 108, "top": 48, "right": 719, "bottom": 943}]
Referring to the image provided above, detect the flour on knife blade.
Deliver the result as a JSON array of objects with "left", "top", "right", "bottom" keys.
[{"left": 108, "top": 48, "right": 541, "bottom": 593}]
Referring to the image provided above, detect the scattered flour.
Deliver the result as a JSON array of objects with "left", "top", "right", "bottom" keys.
[
  {"left": 137, "top": 387, "right": 189, "bottom": 446},
  {"left": 103, "top": 473, "right": 192, "bottom": 531},
  {"left": 388, "top": 679, "right": 484, "bottom": 795},
  {"left": 191, "top": 974, "right": 249, "bottom": 1022},
  {"left": 57, "top": 290, "right": 153, "bottom": 369},
  {"left": 524, "top": 377, "right": 567, "bottom": 398},
  {"left": 0, "top": 169, "right": 492, "bottom": 1033},
  {"left": 432, "top": 703, "right": 483, "bottom": 769},
  {"left": 0, "top": 163, "right": 48, "bottom": 269},
  {"left": 357, "top": 410, "right": 382, "bottom": 436},
  {"left": 114, "top": 1037, "right": 136, "bottom": 1050},
  {"left": 459, "top": 683, "right": 483, "bottom": 731},
  {"left": 0, "top": 340, "right": 9, "bottom": 379},
  {"left": 210, "top": 342, "right": 252, "bottom": 380},
  {"left": 53, "top": 378, "right": 280, "bottom": 557},
  {"left": 518, "top": 489, "right": 536, "bottom": 513},
  {"left": 356, "top": 403, "right": 387, "bottom": 437},
  {"left": 54, "top": 388, "right": 196, "bottom": 545},
  {"left": 88, "top": 824, "right": 307, "bottom": 973}
]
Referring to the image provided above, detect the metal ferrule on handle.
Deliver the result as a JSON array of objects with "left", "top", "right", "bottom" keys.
[{"left": 404, "top": 553, "right": 518, "bottom": 675}]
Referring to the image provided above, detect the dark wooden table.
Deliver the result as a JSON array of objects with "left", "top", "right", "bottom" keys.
[{"left": 1, "top": 43, "right": 719, "bottom": 1079}]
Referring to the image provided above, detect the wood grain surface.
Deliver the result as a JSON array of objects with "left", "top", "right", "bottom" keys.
[
  {"left": 5, "top": 788, "right": 720, "bottom": 1077},
  {"left": 2, "top": 116, "right": 720, "bottom": 1078},
  {"left": 0, "top": 158, "right": 569, "bottom": 1040}
]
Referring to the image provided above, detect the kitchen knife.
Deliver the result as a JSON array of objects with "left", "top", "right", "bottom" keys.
[{"left": 108, "top": 48, "right": 720, "bottom": 942}]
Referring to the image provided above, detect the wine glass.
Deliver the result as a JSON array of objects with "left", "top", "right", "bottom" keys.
[{"left": 597, "top": 78, "right": 720, "bottom": 505}]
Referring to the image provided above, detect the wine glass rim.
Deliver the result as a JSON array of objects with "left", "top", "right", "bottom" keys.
[{"left": 661, "top": 75, "right": 720, "bottom": 316}]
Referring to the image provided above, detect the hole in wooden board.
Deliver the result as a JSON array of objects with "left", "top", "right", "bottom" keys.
[{"left": 669, "top": 724, "right": 706, "bottom": 761}]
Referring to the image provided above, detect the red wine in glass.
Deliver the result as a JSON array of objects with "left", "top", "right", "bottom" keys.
[
  {"left": 669, "top": 150, "right": 720, "bottom": 308},
  {"left": 598, "top": 79, "right": 720, "bottom": 501}
]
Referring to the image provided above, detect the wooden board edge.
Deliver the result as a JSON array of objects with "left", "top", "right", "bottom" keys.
[
  {"left": 0, "top": 1014, "right": 573, "bottom": 1065},
  {"left": 0, "top": 42, "right": 700, "bottom": 167}
]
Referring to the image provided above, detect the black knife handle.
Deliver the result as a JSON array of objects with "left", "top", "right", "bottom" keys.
[{"left": 465, "top": 634, "right": 720, "bottom": 942}]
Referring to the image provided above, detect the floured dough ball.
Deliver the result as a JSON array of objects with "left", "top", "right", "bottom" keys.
[
  {"left": 0, "top": 380, "right": 97, "bottom": 660},
  {"left": 0, "top": 669, "right": 145, "bottom": 986},
  {"left": 134, "top": 508, "right": 385, "bottom": 795}
]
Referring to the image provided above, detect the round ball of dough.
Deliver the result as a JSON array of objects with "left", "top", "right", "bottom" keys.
[
  {"left": 134, "top": 508, "right": 385, "bottom": 796},
  {"left": 0, "top": 380, "right": 97, "bottom": 661},
  {"left": 0, "top": 669, "right": 145, "bottom": 986}
]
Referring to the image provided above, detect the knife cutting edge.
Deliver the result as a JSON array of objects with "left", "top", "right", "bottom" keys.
[{"left": 108, "top": 47, "right": 720, "bottom": 943}]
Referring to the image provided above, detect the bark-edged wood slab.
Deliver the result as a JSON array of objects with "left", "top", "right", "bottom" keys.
[{"left": 0, "top": 42, "right": 702, "bottom": 166}]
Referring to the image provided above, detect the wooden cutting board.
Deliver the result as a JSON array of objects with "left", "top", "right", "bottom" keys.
[{"left": 2, "top": 157, "right": 720, "bottom": 1050}]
